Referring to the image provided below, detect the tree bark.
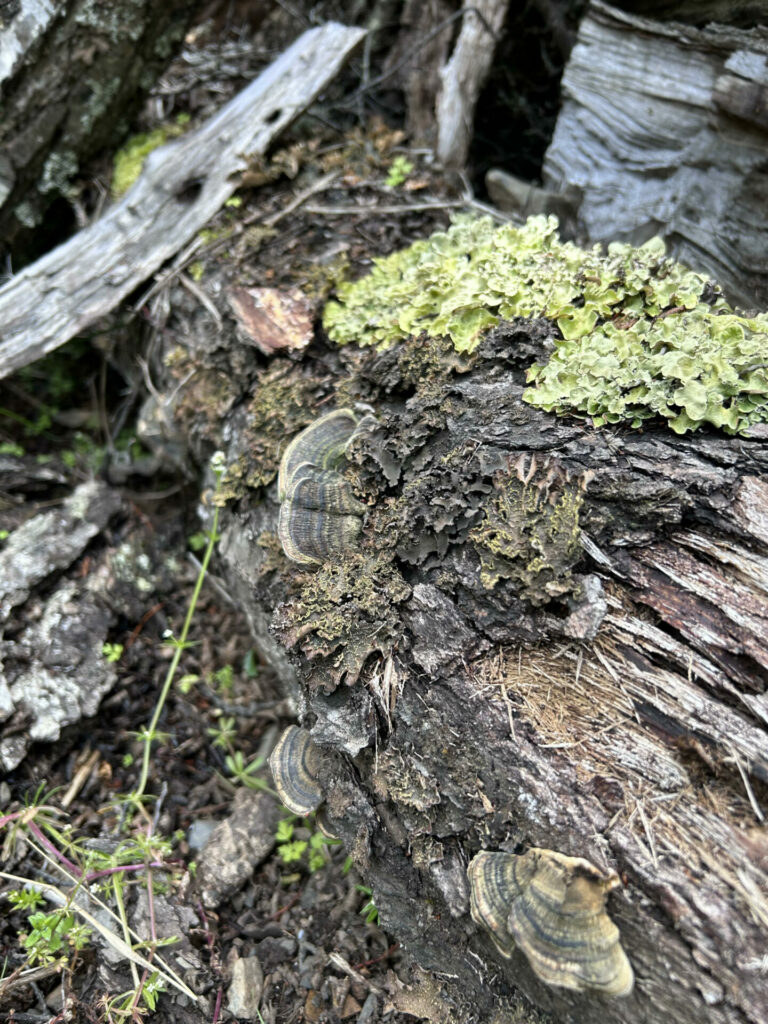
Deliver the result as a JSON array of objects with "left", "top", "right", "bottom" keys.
[
  {"left": 150, "top": 299, "right": 768, "bottom": 1024},
  {"left": 0, "top": 0, "right": 208, "bottom": 257},
  {"left": 0, "top": 22, "right": 366, "bottom": 380}
]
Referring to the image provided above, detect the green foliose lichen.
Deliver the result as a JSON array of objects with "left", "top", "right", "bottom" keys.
[
  {"left": 272, "top": 552, "right": 410, "bottom": 691},
  {"left": 470, "top": 457, "right": 586, "bottom": 604},
  {"left": 323, "top": 214, "right": 768, "bottom": 435}
]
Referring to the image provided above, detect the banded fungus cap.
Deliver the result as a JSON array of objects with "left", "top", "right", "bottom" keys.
[
  {"left": 278, "top": 409, "right": 360, "bottom": 502},
  {"left": 277, "top": 409, "right": 370, "bottom": 565},
  {"left": 269, "top": 725, "right": 325, "bottom": 816},
  {"left": 468, "top": 848, "right": 634, "bottom": 997}
]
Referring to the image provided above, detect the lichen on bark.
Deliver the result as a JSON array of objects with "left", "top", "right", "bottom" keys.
[{"left": 323, "top": 214, "right": 768, "bottom": 435}]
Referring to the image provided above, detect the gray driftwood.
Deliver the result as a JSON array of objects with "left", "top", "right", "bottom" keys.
[
  {"left": 435, "top": 0, "right": 510, "bottom": 168},
  {"left": 543, "top": 1, "right": 768, "bottom": 310},
  {"left": 144, "top": 276, "right": 768, "bottom": 1023},
  {"left": 0, "top": 22, "right": 365, "bottom": 380}
]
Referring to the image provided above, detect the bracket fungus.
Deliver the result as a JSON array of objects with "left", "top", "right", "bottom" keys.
[
  {"left": 268, "top": 725, "right": 325, "bottom": 816},
  {"left": 277, "top": 408, "right": 370, "bottom": 565},
  {"left": 468, "top": 848, "right": 634, "bottom": 997}
]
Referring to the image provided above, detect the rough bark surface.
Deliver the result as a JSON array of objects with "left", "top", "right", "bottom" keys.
[
  {"left": 543, "top": 1, "right": 768, "bottom": 310},
  {"left": 0, "top": 0, "right": 205, "bottom": 251},
  {"left": 153, "top": 304, "right": 768, "bottom": 1024},
  {"left": 0, "top": 22, "right": 366, "bottom": 379}
]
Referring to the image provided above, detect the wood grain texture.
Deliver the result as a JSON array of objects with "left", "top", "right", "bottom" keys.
[
  {"left": 0, "top": 22, "right": 365, "bottom": 380},
  {"left": 436, "top": 0, "right": 510, "bottom": 167},
  {"left": 543, "top": 1, "right": 768, "bottom": 309}
]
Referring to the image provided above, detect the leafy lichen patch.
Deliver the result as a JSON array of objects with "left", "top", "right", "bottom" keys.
[
  {"left": 324, "top": 214, "right": 768, "bottom": 435},
  {"left": 470, "top": 455, "right": 587, "bottom": 604},
  {"left": 223, "top": 363, "right": 321, "bottom": 501},
  {"left": 272, "top": 552, "right": 410, "bottom": 691}
]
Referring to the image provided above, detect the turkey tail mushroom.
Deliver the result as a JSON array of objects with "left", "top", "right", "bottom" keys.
[
  {"left": 277, "top": 409, "right": 372, "bottom": 565},
  {"left": 468, "top": 848, "right": 634, "bottom": 997}
]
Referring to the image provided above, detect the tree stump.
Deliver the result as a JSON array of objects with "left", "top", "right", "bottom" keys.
[{"left": 543, "top": 1, "right": 768, "bottom": 310}]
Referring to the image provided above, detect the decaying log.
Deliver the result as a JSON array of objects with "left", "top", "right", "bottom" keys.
[
  {"left": 543, "top": 1, "right": 768, "bottom": 310},
  {"left": 0, "top": 22, "right": 365, "bottom": 380},
  {"left": 150, "top": 296, "right": 768, "bottom": 1023},
  {"left": 435, "top": 0, "right": 510, "bottom": 168}
]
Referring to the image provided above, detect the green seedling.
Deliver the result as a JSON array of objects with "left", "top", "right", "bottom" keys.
[
  {"left": 355, "top": 884, "right": 379, "bottom": 925},
  {"left": 385, "top": 155, "right": 414, "bottom": 188},
  {"left": 102, "top": 642, "right": 124, "bottom": 663}
]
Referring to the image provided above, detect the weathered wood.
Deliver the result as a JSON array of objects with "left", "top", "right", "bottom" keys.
[
  {"left": 0, "top": 22, "right": 366, "bottom": 380},
  {"left": 611, "top": 1, "right": 768, "bottom": 26},
  {"left": 0, "top": 0, "right": 204, "bottom": 250},
  {"left": 159, "top": 310, "right": 768, "bottom": 1024},
  {"left": 436, "top": 0, "right": 510, "bottom": 168},
  {"left": 543, "top": 1, "right": 768, "bottom": 310}
]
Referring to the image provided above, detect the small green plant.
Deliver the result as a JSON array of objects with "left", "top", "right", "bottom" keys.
[
  {"left": 0, "top": 441, "right": 25, "bottom": 456},
  {"left": 0, "top": 800, "right": 195, "bottom": 1015},
  {"left": 275, "top": 817, "right": 336, "bottom": 872},
  {"left": 210, "top": 663, "right": 234, "bottom": 694},
  {"left": 243, "top": 648, "right": 260, "bottom": 678},
  {"left": 18, "top": 908, "right": 91, "bottom": 966},
  {"left": 177, "top": 673, "right": 199, "bottom": 694},
  {"left": 385, "top": 155, "right": 414, "bottom": 188},
  {"left": 102, "top": 642, "right": 124, "bottom": 663},
  {"left": 0, "top": 529, "right": 9, "bottom": 541},
  {"left": 356, "top": 885, "right": 379, "bottom": 924},
  {"left": 126, "top": 451, "right": 227, "bottom": 812},
  {"left": 187, "top": 531, "right": 208, "bottom": 552}
]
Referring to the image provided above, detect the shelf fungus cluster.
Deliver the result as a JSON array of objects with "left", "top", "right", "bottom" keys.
[
  {"left": 277, "top": 408, "right": 371, "bottom": 565},
  {"left": 468, "top": 848, "right": 634, "bottom": 997},
  {"left": 269, "top": 725, "right": 326, "bottom": 816}
]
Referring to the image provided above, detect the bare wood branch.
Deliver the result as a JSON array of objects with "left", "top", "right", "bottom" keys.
[
  {"left": 435, "top": 0, "right": 510, "bottom": 168},
  {"left": 0, "top": 22, "right": 366, "bottom": 380}
]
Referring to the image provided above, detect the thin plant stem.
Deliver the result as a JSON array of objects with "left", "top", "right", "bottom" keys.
[{"left": 131, "top": 480, "right": 222, "bottom": 805}]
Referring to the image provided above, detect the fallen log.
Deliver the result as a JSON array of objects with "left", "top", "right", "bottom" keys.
[
  {"left": 0, "top": 21, "right": 366, "bottom": 380},
  {"left": 136, "top": 201, "right": 768, "bottom": 1023}
]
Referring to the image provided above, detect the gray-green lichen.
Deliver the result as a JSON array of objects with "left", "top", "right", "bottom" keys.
[
  {"left": 469, "top": 457, "right": 586, "bottom": 604},
  {"left": 272, "top": 552, "right": 410, "bottom": 691},
  {"left": 324, "top": 214, "right": 768, "bottom": 435}
]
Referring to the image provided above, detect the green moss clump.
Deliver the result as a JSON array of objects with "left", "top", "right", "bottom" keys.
[
  {"left": 323, "top": 214, "right": 768, "bottom": 435},
  {"left": 469, "top": 458, "right": 586, "bottom": 604},
  {"left": 111, "top": 121, "right": 186, "bottom": 197},
  {"left": 239, "top": 364, "right": 321, "bottom": 493}
]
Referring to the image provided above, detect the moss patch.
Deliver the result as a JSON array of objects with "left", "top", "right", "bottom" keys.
[
  {"left": 227, "top": 363, "right": 322, "bottom": 499},
  {"left": 111, "top": 119, "right": 187, "bottom": 197},
  {"left": 324, "top": 215, "right": 768, "bottom": 435},
  {"left": 469, "top": 456, "right": 586, "bottom": 604}
]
